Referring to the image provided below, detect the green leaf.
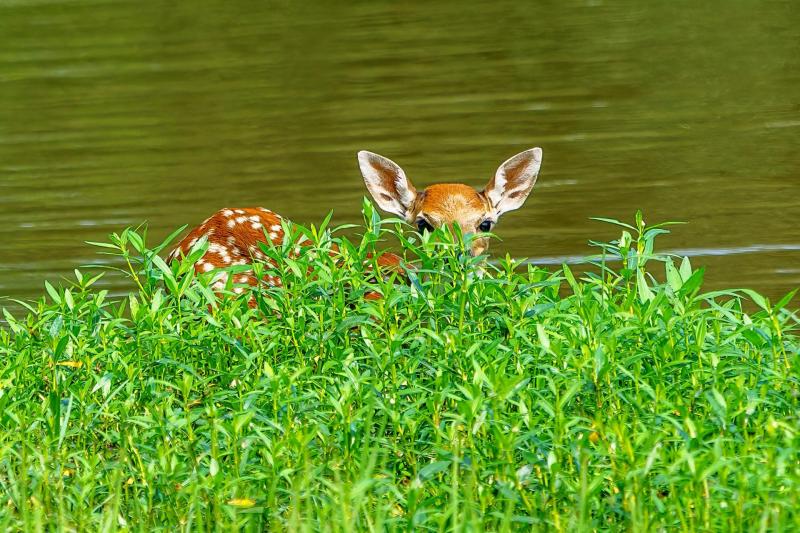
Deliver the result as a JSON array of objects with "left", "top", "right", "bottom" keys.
[
  {"left": 155, "top": 224, "right": 189, "bottom": 254},
  {"left": 642, "top": 228, "right": 671, "bottom": 242},
  {"left": 741, "top": 289, "right": 769, "bottom": 312},
  {"left": 589, "top": 217, "right": 637, "bottom": 231},
  {"left": 152, "top": 255, "right": 178, "bottom": 294},
  {"left": 665, "top": 259, "right": 683, "bottom": 291},
  {"left": 536, "top": 323, "right": 551, "bottom": 352},
  {"left": 773, "top": 288, "right": 796, "bottom": 312},
  {"left": 126, "top": 230, "right": 145, "bottom": 253},
  {"left": 64, "top": 289, "right": 74, "bottom": 310},
  {"left": 417, "top": 461, "right": 451, "bottom": 481},
  {"left": 49, "top": 315, "right": 64, "bottom": 338},
  {"left": 2, "top": 309, "right": 22, "bottom": 334},
  {"left": 85, "top": 240, "right": 120, "bottom": 250},
  {"left": 679, "top": 268, "right": 705, "bottom": 296},
  {"left": 679, "top": 256, "right": 693, "bottom": 280},
  {"left": 54, "top": 335, "right": 70, "bottom": 358},
  {"left": 45, "top": 281, "right": 61, "bottom": 304},
  {"left": 637, "top": 269, "right": 654, "bottom": 303},
  {"left": 562, "top": 264, "right": 580, "bottom": 295}
]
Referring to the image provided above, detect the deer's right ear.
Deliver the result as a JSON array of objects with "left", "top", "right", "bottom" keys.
[
  {"left": 484, "top": 147, "right": 542, "bottom": 216},
  {"left": 358, "top": 151, "right": 417, "bottom": 219}
]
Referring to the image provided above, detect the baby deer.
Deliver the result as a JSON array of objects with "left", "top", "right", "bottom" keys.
[{"left": 168, "top": 147, "right": 542, "bottom": 297}]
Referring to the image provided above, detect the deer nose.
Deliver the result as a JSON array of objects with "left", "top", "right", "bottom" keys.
[{"left": 457, "top": 247, "right": 479, "bottom": 260}]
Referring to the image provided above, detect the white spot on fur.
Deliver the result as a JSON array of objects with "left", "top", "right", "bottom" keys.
[
  {"left": 236, "top": 216, "right": 246, "bottom": 224},
  {"left": 234, "top": 209, "right": 245, "bottom": 214},
  {"left": 202, "top": 263, "right": 214, "bottom": 272},
  {"left": 227, "top": 219, "right": 236, "bottom": 228},
  {"left": 251, "top": 222, "right": 262, "bottom": 229},
  {"left": 227, "top": 236, "right": 236, "bottom": 245},
  {"left": 222, "top": 209, "right": 234, "bottom": 217},
  {"left": 234, "top": 287, "right": 244, "bottom": 294},
  {"left": 270, "top": 224, "right": 282, "bottom": 232}
]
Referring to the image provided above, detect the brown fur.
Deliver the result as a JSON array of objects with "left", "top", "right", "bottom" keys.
[
  {"left": 410, "top": 184, "right": 494, "bottom": 256},
  {"left": 168, "top": 207, "right": 404, "bottom": 306},
  {"left": 359, "top": 148, "right": 542, "bottom": 256}
]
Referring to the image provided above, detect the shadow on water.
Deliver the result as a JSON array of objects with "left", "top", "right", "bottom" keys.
[{"left": 1, "top": 0, "right": 799, "bottom": 307}]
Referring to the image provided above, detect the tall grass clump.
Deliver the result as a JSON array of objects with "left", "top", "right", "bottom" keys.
[{"left": 0, "top": 202, "right": 798, "bottom": 531}]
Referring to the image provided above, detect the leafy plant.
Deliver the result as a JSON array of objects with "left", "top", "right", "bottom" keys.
[{"left": 0, "top": 204, "right": 798, "bottom": 531}]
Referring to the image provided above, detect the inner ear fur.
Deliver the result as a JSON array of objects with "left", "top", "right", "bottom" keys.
[
  {"left": 483, "top": 147, "right": 542, "bottom": 215},
  {"left": 358, "top": 150, "right": 417, "bottom": 218}
]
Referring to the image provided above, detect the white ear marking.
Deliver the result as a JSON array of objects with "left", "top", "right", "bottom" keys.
[
  {"left": 357, "top": 150, "right": 417, "bottom": 218},
  {"left": 485, "top": 147, "right": 542, "bottom": 216}
]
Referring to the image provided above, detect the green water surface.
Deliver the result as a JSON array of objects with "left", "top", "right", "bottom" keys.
[{"left": 1, "top": 0, "right": 798, "bottom": 303}]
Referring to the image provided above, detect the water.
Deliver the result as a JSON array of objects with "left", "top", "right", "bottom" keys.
[{"left": 1, "top": 0, "right": 799, "bottom": 307}]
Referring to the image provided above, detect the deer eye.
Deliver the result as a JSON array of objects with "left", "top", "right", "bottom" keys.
[
  {"left": 478, "top": 220, "right": 493, "bottom": 232},
  {"left": 416, "top": 219, "right": 435, "bottom": 233}
]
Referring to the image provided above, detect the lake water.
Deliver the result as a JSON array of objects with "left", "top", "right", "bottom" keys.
[{"left": 1, "top": 0, "right": 799, "bottom": 307}]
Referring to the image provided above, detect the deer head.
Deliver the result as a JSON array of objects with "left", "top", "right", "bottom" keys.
[{"left": 358, "top": 147, "right": 542, "bottom": 256}]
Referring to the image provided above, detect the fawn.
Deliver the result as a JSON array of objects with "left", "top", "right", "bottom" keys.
[{"left": 168, "top": 147, "right": 542, "bottom": 298}]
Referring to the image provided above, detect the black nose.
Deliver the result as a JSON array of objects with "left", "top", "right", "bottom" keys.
[{"left": 457, "top": 250, "right": 477, "bottom": 261}]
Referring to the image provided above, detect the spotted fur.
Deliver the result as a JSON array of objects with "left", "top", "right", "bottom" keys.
[
  {"left": 168, "top": 207, "right": 286, "bottom": 294},
  {"left": 168, "top": 206, "right": 404, "bottom": 305}
]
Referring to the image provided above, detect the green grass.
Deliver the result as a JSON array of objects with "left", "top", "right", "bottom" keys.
[{"left": 1, "top": 203, "right": 798, "bottom": 531}]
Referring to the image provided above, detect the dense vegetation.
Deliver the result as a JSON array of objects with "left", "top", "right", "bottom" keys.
[{"left": 1, "top": 204, "right": 798, "bottom": 531}]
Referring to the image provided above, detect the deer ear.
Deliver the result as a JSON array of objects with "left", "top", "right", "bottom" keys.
[
  {"left": 484, "top": 148, "right": 542, "bottom": 215},
  {"left": 358, "top": 151, "right": 417, "bottom": 218}
]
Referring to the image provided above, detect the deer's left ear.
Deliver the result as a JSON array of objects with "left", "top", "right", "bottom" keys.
[{"left": 483, "top": 147, "right": 542, "bottom": 215}]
